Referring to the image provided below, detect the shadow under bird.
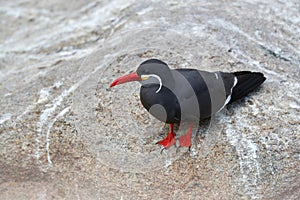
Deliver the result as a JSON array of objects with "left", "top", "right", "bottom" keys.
[{"left": 110, "top": 59, "right": 266, "bottom": 149}]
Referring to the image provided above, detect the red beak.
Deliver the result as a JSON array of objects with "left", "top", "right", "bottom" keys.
[{"left": 110, "top": 72, "right": 141, "bottom": 88}]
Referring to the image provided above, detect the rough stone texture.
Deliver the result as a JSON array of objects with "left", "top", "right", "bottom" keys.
[{"left": 0, "top": 0, "right": 299, "bottom": 199}]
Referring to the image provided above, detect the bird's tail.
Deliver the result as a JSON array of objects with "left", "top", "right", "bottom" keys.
[{"left": 230, "top": 71, "right": 266, "bottom": 103}]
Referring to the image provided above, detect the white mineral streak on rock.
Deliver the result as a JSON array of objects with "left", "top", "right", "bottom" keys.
[
  {"left": 36, "top": 60, "right": 108, "bottom": 167},
  {"left": 45, "top": 106, "right": 71, "bottom": 166},
  {"left": 37, "top": 81, "right": 63, "bottom": 104},
  {"left": 36, "top": 84, "right": 79, "bottom": 162},
  {"left": 224, "top": 113, "right": 262, "bottom": 199},
  {"left": 17, "top": 81, "right": 64, "bottom": 121},
  {"left": 289, "top": 102, "right": 300, "bottom": 109},
  {"left": 0, "top": 113, "right": 12, "bottom": 125},
  {"left": 207, "top": 18, "right": 287, "bottom": 80}
]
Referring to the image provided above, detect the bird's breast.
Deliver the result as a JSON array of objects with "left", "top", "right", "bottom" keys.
[{"left": 140, "top": 84, "right": 181, "bottom": 124}]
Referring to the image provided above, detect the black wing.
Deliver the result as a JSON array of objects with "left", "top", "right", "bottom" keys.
[{"left": 173, "top": 69, "right": 237, "bottom": 119}]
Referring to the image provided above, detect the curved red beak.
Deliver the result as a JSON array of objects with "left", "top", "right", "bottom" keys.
[{"left": 110, "top": 72, "right": 141, "bottom": 88}]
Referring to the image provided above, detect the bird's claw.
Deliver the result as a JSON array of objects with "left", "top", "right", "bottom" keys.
[
  {"left": 160, "top": 147, "right": 166, "bottom": 154},
  {"left": 176, "top": 146, "right": 180, "bottom": 154},
  {"left": 175, "top": 139, "right": 191, "bottom": 153},
  {"left": 175, "top": 139, "right": 181, "bottom": 153}
]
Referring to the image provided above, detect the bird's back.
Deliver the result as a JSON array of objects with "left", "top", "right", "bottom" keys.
[{"left": 173, "top": 69, "right": 236, "bottom": 119}]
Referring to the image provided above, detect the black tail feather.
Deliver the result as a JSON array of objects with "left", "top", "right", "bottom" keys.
[{"left": 230, "top": 71, "right": 266, "bottom": 103}]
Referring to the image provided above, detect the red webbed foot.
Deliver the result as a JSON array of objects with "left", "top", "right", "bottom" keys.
[
  {"left": 156, "top": 124, "right": 176, "bottom": 149},
  {"left": 178, "top": 124, "right": 193, "bottom": 148}
]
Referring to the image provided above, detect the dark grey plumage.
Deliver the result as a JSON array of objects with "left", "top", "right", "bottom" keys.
[{"left": 139, "top": 59, "right": 266, "bottom": 124}]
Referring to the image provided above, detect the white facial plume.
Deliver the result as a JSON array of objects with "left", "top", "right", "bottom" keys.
[{"left": 141, "top": 74, "right": 163, "bottom": 93}]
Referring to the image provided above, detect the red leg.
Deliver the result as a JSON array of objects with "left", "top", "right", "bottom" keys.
[
  {"left": 178, "top": 124, "right": 193, "bottom": 147},
  {"left": 156, "top": 124, "right": 176, "bottom": 149}
]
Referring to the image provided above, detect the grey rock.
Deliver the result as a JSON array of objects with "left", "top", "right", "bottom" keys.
[{"left": 0, "top": 0, "right": 299, "bottom": 199}]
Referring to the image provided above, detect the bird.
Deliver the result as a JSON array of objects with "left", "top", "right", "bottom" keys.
[{"left": 110, "top": 59, "right": 266, "bottom": 149}]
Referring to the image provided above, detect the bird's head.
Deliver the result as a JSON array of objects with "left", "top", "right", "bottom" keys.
[{"left": 110, "top": 59, "right": 173, "bottom": 93}]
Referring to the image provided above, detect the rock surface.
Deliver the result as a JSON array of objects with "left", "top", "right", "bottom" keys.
[{"left": 0, "top": 0, "right": 299, "bottom": 199}]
